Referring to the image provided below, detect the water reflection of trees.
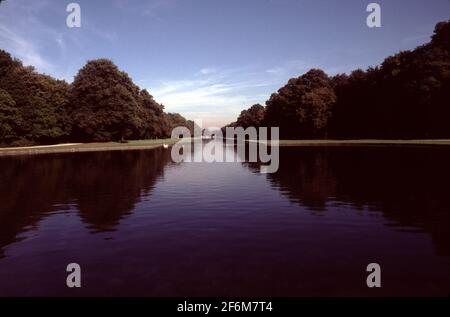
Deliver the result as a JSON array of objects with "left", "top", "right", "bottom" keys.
[
  {"left": 244, "top": 146, "right": 450, "bottom": 256},
  {"left": 0, "top": 149, "right": 172, "bottom": 256}
]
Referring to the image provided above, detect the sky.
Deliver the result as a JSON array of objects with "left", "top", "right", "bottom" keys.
[{"left": 0, "top": 0, "right": 449, "bottom": 127}]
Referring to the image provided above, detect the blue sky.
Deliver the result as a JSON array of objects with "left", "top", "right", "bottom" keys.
[{"left": 0, "top": 0, "right": 449, "bottom": 127}]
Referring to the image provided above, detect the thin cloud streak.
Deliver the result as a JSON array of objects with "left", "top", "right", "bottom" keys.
[
  {"left": 150, "top": 68, "right": 275, "bottom": 127},
  {"left": 0, "top": 0, "right": 63, "bottom": 74},
  {"left": 0, "top": 24, "right": 53, "bottom": 72},
  {"left": 266, "top": 59, "right": 311, "bottom": 76}
]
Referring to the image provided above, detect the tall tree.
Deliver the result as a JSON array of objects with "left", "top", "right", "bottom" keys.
[
  {"left": 236, "top": 104, "right": 265, "bottom": 128},
  {"left": 70, "top": 59, "right": 144, "bottom": 142},
  {"left": 138, "top": 89, "right": 166, "bottom": 139},
  {"left": 0, "top": 50, "right": 195, "bottom": 145},
  {"left": 0, "top": 50, "right": 70, "bottom": 145},
  {"left": 265, "top": 69, "right": 336, "bottom": 138},
  {"left": 0, "top": 88, "right": 19, "bottom": 144}
]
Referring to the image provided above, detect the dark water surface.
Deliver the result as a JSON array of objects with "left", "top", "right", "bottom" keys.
[{"left": 0, "top": 142, "right": 449, "bottom": 296}]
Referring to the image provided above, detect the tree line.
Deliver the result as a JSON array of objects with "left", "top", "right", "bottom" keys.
[
  {"left": 0, "top": 53, "right": 194, "bottom": 146},
  {"left": 229, "top": 20, "right": 450, "bottom": 139}
]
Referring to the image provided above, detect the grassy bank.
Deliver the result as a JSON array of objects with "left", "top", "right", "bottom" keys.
[
  {"left": 244, "top": 139, "right": 450, "bottom": 147},
  {"left": 272, "top": 139, "right": 450, "bottom": 146},
  {"left": 1, "top": 139, "right": 450, "bottom": 157},
  {"left": 0, "top": 139, "right": 176, "bottom": 157}
]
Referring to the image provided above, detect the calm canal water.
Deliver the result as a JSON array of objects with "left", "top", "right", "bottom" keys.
[{"left": 0, "top": 141, "right": 449, "bottom": 296}]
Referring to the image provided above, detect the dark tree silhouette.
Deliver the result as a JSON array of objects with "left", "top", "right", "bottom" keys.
[
  {"left": 229, "top": 20, "right": 450, "bottom": 140},
  {"left": 0, "top": 88, "right": 19, "bottom": 143},
  {"left": 265, "top": 69, "right": 336, "bottom": 139},
  {"left": 236, "top": 104, "right": 265, "bottom": 129}
]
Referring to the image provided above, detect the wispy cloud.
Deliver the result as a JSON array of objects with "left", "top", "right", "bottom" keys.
[
  {"left": 266, "top": 59, "right": 310, "bottom": 76},
  {"left": 267, "top": 58, "right": 368, "bottom": 76},
  {"left": 150, "top": 68, "right": 273, "bottom": 127},
  {"left": 0, "top": 24, "right": 53, "bottom": 72},
  {"left": 152, "top": 59, "right": 360, "bottom": 127},
  {"left": 199, "top": 67, "right": 217, "bottom": 75},
  {"left": 87, "top": 25, "right": 119, "bottom": 44},
  {"left": 0, "top": 0, "right": 120, "bottom": 81},
  {"left": 0, "top": 0, "right": 63, "bottom": 74},
  {"left": 113, "top": 0, "right": 179, "bottom": 20}
]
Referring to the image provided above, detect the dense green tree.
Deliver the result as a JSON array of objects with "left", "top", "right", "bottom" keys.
[
  {"left": 138, "top": 89, "right": 166, "bottom": 139},
  {"left": 0, "top": 51, "right": 193, "bottom": 145},
  {"left": 236, "top": 104, "right": 265, "bottom": 128},
  {"left": 265, "top": 69, "right": 336, "bottom": 138},
  {"left": 69, "top": 59, "right": 145, "bottom": 142},
  {"left": 0, "top": 88, "right": 19, "bottom": 144},
  {"left": 432, "top": 21, "right": 450, "bottom": 51},
  {"left": 69, "top": 59, "right": 192, "bottom": 142},
  {"left": 0, "top": 50, "right": 70, "bottom": 145},
  {"left": 329, "top": 20, "right": 450, "bottom": 138},
  {"left": 163, "top": 112, "right": 195, "bottom": 136},
  {"left": 228, "top": 20, "right": 450, "bottom": 140}
]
